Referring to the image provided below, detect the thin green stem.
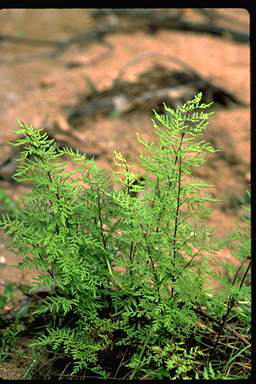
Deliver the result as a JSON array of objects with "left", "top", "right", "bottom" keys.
[{"left": 129, "top": 327, "right": 153, "bottom": 380}]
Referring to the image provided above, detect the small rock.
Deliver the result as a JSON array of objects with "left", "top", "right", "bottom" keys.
[
  {"left": 0, "top": 256, "right": 6, "bottom": 264},
  {"left": 3, "top": 304, "right": 13, "bottom": 313},
  {"left": 54, "top": 113, "right": 70, "bottom": 131},
  {"left": 39, "top": 77, "right": 56, "bottom": 88},
  {"left": 112, "top": 95, "right": 131, "bottom": 114},
  {"left": 245, "top": 171, "right": 250, "bottom": 183}
]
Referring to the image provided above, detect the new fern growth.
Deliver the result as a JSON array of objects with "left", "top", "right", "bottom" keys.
[{"left": 0, "top": 93, "right": 250, "bottom": 379}]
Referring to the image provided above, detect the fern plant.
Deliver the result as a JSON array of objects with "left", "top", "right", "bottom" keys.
[{"left": 0, "top": 93, "right": 250, "bottom": 379}]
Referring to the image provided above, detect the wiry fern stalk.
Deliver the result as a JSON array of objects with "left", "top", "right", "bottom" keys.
[
  {"left": 210, "top": 190, "right": 251, "bottom": 358},
  {"left": 1, "top": 93, "right": 250, "bottom": 379}
]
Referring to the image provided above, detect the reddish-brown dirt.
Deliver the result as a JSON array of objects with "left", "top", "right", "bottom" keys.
[{"left": 0, "top": 9, "right": 250, "bottom": 379}]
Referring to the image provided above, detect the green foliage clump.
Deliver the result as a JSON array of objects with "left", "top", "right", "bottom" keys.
[
  {"left": 0, "top": 93, "right": 251, "bottom": 379},
  {"left": 0, "top": 187, "right": 20, "bottom": 220}
]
